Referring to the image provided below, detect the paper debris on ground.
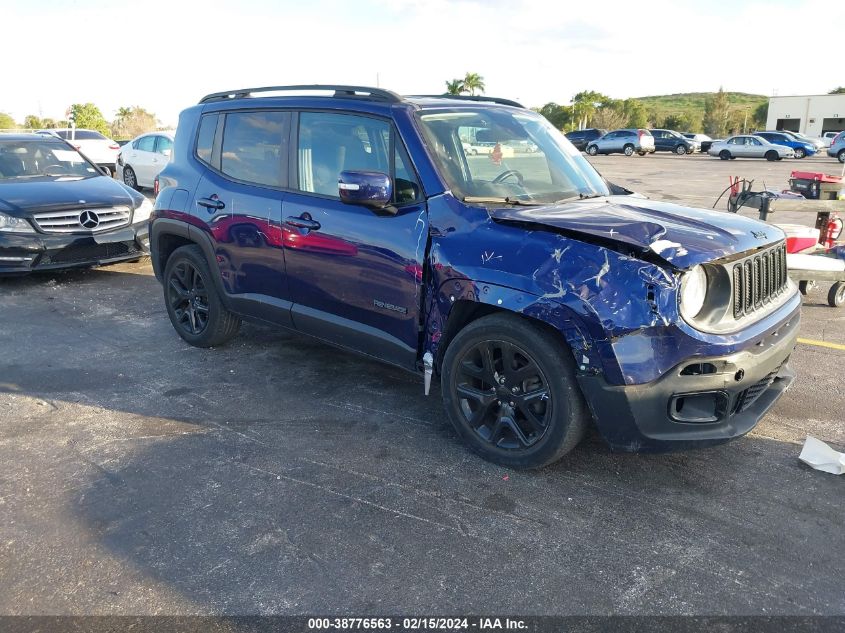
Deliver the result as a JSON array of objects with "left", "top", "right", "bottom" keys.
[{"left": 799, "top": 436, "right": 845, "bottom": 475}]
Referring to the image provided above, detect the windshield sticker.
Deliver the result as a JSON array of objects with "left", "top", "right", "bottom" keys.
[{"left": 52, "top": 150, "right": 83, "bottom": 162}]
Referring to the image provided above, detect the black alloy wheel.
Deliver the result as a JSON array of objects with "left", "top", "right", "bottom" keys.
[
  {"left": 454, "top": 339, "right": 552, "bottom": 450},
  {"left": 162, "top": 245, "right": 241, "bottom": 347},
  {"left": 168, "top": 260, "right": 210, "bottom": 336},
  {"left": 441, "top": 313, "right": 589, "bottom": 468}
]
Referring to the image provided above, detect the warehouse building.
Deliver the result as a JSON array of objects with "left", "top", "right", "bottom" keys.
[{"left": 766, "top": 94, "right": 845, "bottom": 137}]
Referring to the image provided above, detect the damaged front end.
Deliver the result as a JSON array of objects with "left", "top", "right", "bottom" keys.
[{"left": 423, "top": 193, "right": 800, "bottom": 452}]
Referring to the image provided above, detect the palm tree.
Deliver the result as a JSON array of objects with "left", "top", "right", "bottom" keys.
[
  {"left": 462, "top": 72, "right": 485, "bottom": 96},
  {"left": 444, "top": 79, "right": 464, "bottom": 95}
]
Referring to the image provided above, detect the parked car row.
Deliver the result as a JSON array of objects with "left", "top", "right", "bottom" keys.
[{"left": 565, "top": 125, "right": 839, "bottom": 162}]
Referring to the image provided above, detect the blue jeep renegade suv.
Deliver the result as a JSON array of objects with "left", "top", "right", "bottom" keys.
[{"left": 151, "top": 85, "right": 799, "bottom": 468}]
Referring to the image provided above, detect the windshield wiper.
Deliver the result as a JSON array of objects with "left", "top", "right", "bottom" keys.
[
  {"left": 553, "top": 193, "right": 606, "bottom": 204},
  {"left": 462, "top": 196, "right": 542, "bottom": 206}
]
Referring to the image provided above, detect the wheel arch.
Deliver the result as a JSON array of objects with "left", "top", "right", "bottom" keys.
[
  {"left": 427, "top": 279, "right": 610, "bottom": 382},
  {"left": 150, "top": 220, "right": 231, "bottom": 309}
]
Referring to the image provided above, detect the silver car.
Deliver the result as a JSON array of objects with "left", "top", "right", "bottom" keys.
[
  {"left": 585, "top": 129, "right": 655, "bottom": 156},
  {"left": 827, "top": 132, "right": 845, "bottom": 163},
  {"left": 708, "top": 135, "right": 795, "bottom": 161}
]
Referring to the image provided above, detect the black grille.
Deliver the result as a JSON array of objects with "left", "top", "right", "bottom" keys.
[
  {"left": 733, "top": 367, "right": 781, "bottom": 413},
  {"left": 41, "top": 242, "right": 139, "bottom": 265},
  {"left": 732, "top": 242, "right": 788, "bottom": 319}
]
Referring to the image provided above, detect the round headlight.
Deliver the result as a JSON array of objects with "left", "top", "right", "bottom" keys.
[{"left": 679, "top": 265, "right": 707, "bottom": 320}]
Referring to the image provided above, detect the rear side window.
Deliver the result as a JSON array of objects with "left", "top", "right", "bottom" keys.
[
  {"left": 136, "top": 136, "right": 156, "bottom": 152},
  {"left": 195, "top": 114, "right": 218, "bottom": 165},
  {"left": 155, "top": 136, "right": 173, "bottom": 155},
  {"left": 220, "top": 111, "right": 289, "bottom": 187}
]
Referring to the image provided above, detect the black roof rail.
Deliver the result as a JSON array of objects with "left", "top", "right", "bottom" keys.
[
  {"left": 406, "top": 94, "right": 525, "bottom": 109},
  {"left": 199, "top": 84, "right": 403, "bottom": 104}
]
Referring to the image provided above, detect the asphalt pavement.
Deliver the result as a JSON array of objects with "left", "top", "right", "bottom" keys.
[{"left": 1, "top": 152, "right": 843, "bottom": 616}]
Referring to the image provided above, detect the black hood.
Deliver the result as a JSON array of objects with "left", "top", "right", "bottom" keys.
[{"left": 0, "top": 176, "right": 143, "bottom": 215}]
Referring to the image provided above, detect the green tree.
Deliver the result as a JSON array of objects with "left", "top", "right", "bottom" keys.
[
  {"left": 444, "top": 79, "right": 464, "bottom": 95},
  {"left": 591, "top": 103, "right": 628, "bottom": 130},
  {"left": 622, "top": 99, "right": 648, "bottom": 128},
  {"left": 462, "top": 72, "right": 485, "bottom": 96},
  {"left": 571, "top": 90, "right": 608, "bottom": 129},
  {"left": 537, "top": 102, "right": 573, "bottom": 130},
  {"left": 752, "top": 101, "right": 768, "bottom": 129},
  {"left": 662, "top": 113, "right": 697, "bottom": 132},
  {"left": 829, "top": 87, "right": 845, "bottom": 94},
  {"left": 702, "top": 87, "right": 730, "bottom": 137},
  {"left": 23, "top": 115, "right": 43, "bottom": 129},
  {"left": 0, "top": 112, "right": 16, "bottom": 129},
  {"left": 111, "top": 106, "right": 158, "bottom": 139},
  {"left": 40, "top": 118, "right": 58, "bottom": 129},
  {"left": 70, "top": 103, "right": 110, "bottom": 135}
]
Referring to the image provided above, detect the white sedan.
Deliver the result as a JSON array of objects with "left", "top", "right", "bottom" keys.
[
  {"left": 708, "top": 135, "right": 795, "bottom": 161},
  {"left": 116, "top": 131, "right": 175, "bottom": 190}
]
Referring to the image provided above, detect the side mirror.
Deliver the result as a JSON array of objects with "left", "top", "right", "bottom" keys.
[
  {"left": 338, "top": 170, "right": 392, "bottom": 209},
  {"left": 98, "top": 165, "right": 112, "bottom": 177}
]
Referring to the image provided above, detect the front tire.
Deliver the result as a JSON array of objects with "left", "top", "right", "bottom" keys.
[
  {"left": 587, "top": 145, "right": 598, "bottom": 156},
  {"left": 122, "top": 165, "right": 139, "bottom": 190},
  {"left": 794, "top": 148, "right": 806, "bottom": 159},
  {"left": 163, "top": 245, "right": 241, "bottom": 347},
  {"left": 765, "top": 150, "right": 779, "bottom": 161},
  {"left": 719, "top": 150, "right": 731, "bottom": 160},
  {"left": 675, "top": 144, "right": 687, "bottom": 155},
  {"left": 623, "top": 144, "right": 634, "bottom": 156},
  {"left": 441, "top": 313, "right": 589, "bottom": 469}
]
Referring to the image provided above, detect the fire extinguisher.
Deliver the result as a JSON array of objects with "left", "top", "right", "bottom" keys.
[{"left": 823, "top": 214, "right": 844, "bottom": 248}]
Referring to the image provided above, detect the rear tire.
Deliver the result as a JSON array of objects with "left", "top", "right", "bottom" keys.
[
  {"left": 719, "top": 150, "right": 731, "bottom": 160},
  {"left": 163, "top": 245, "right": 241, "bottom": 347},
  {"left": 441, "top": 313, "right": 589, "bottom": 469},
  {"left": 838, "top": 150, "right": 845, "bottom": 164},
  {"left": 587, "top": 145, "right": 598, "bottom": 156},
  {"left": 765, "top": 151, "right": 778, "bottom": 161},
  {"left": 623, "top": 144, "right": 634, "bottom": 156},
  {"left": 828, "top": 282, "right": 845, "bottom": 308},
  {"left": 122, "top": 165, "right": 139, "bottom": 191}
]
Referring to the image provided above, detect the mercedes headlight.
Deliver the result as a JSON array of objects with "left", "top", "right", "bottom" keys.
[
  {"left": 0, "top": 211, "right": 35, "bottom": 233},
  {"left": 679, "top": 265, "right": 708, "bottom": 320},
  {"left": 133, "top": 198, "right": 153, "bottom": 224}
]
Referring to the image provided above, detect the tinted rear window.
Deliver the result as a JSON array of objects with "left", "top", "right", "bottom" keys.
[
  {"left": 221, "top": 111, "right": 289, "bottom": 187},
  {"left": 195, "top": 115, "right": 218, "bottom": 165},
  {"left": 56, "top": 130, "right": 107, "bottom": 140}
]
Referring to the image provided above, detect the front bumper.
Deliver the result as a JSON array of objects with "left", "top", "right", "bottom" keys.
[
  {"left": 0, "top": 223, "right": 149, "bottom": 274},
  {"left": 579, "top": 313, "right": 799, "bottom": 452}
]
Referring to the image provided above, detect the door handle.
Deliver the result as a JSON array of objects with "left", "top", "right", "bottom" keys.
[
  {"left": 284, "top": 215, "right": 321, "bottom": 230},
  {"left": 197, "top": 196, "right": 225, "bottom": 210}
]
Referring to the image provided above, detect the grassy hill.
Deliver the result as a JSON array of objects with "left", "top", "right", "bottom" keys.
[{"left": 632, "top": 92, "right": 768, "bottom": 128}]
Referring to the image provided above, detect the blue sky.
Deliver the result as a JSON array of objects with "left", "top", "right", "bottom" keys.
[{"left": 4, "top": 0, "right": 841, "bottom": 126}]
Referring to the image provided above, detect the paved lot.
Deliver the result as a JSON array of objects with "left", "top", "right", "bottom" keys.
[{"left": 1, "top": 153, "right": 843, "bottom": 616}]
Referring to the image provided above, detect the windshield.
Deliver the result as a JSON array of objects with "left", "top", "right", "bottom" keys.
[
  {"left": 0, "top": 140, "right": 98, "bottom": 181},
  {"left": 416, "top": 108, "right": 610, "bottom": 204}
]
